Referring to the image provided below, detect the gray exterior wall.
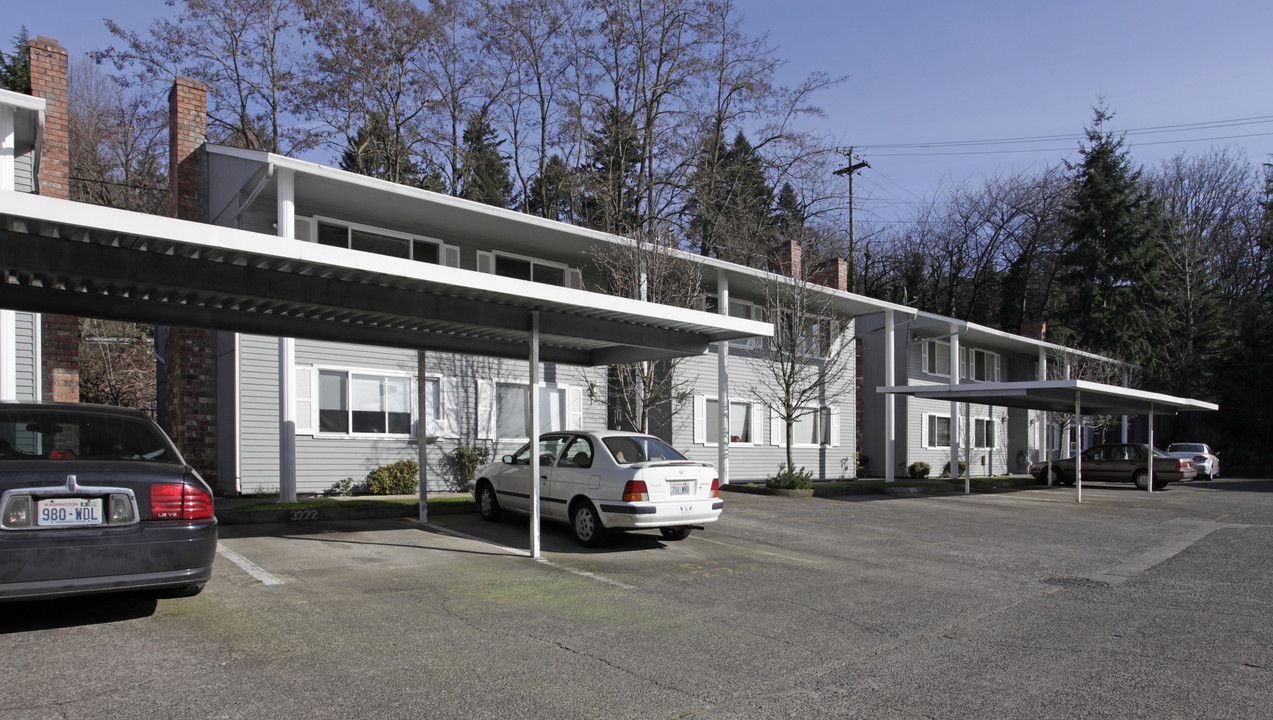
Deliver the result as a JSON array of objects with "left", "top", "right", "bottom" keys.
[
  {"left": 228, "top": 334, "right": 607, "bottom": 496},
  {"left": 674, "top": 341, "right": 858, "bottom": 484}
]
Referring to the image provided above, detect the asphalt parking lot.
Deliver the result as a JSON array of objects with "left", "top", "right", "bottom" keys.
[{"left": 4, "top": 479, "right": 1272, "bottom": 719}]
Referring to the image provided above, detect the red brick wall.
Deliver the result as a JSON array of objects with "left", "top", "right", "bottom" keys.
[
  {"left": 164, "top": 78, "right": 218, "bottom": 483},
  {"left": 29, "top": 37, "right": 79, "bottom": 402},
  {"left": 811, "top": 258, "right": 849, "bottom": 292},
  {"left": 768, "top": 239, "right": 802, "bottom": 279}
]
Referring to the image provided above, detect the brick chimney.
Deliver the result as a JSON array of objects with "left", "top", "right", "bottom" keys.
[
  {"left": 1020, "top": 319, "right": 1047, "bottom": 341},
  {"left": 811, "top": 258, "right": 849, "bottom": 292},
  {"left": 767, "top": 239, "right": 802, "bottom": 279},
  {"left": 29, "top": 36, "right": 79, "bottom": 402},
  {"left": 163, "top": 78, "right": 218, "bottom": 484}
]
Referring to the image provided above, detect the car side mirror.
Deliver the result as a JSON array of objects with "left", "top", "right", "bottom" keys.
[{"left": 502, "top": 455, "right": 515, "bottom": 465}]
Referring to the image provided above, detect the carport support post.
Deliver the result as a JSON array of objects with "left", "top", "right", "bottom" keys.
[
  {"left": 530, "top": 311, "right": 541, "bottom": 559},
  {"left": 1147, "top": 402, "right": 1155, "bottom": 493},
  {"left": 950, "top": 325, "right": 964, "bottom": 493},
  {"left": 717, "top": 269, "right": 730, "bottom": 484},
  {"left": 418, "top": 351, "right": 429, "bottom": 523},
  {"left": 1075, "top": 390, "right": 1082, "bottom": 503},
  {"left": 277, "top": 166, "right": 297, "bottom": 504},
  {"left": 884, "top": 309, "right": 895, "bottom": 482}
]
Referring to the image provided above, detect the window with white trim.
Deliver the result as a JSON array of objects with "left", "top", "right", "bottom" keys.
[
  {"left": 494, "top": 383, "right": 580, "bottom": 439},
  {"left": 696, "top": 396, "right": 759, "bottom": 445},
  {"left": 477, "top": 250, "right": 582, "bottom": 289},
  {"left": 922, "top": 340, "right": 952, "bottom": 377},
  {"left": 309, "top": 216, "right": 457, "bottom": 267},
  {"left": 317, "top": 369, "right": 413, "bottom": 436},
  {"left": 771, "top": 406, "right": 839, "bottom": 447},
  {"left": 925, "top": 413, "right": 951, "bottom": 448},
  {"left": 961, "top": 348, "right": 1001, "bottom": 382},
  {"left": 701, "top": 294, "right": 763, "bottom": 348},
  {"left": 973, "top": 417, "right": 996, "bottom": 448}
]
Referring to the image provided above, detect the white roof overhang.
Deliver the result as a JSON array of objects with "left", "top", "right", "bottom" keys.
[
  {"left": 214, "top": 148, "right": 918, "bottom": 323},
  {"left": 0, "top": 192, "right": 772, "bottom": 365},
  {"left": 878, "top": 379, "right": 1218, "bottom": 416}
]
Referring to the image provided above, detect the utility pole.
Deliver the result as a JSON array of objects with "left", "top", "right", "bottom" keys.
[{"left": 833, "top": 148, "right": 869, "bottom": 293}]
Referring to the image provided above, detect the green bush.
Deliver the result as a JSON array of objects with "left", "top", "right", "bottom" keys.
[
  {"left": 363, "top": 460, "right": 419, "bottom": 495},
  {"left": 323, "top": 477, "right": 358, "bottom": 496},
  {"left": 766, "top": 465, "right": 814, "bottom": 490},
  {"left": 907, "top": 461, "right": 931, "bottom": 479},
  {"left": 446, "top": 445, "right": 490, "bottom": 491},
  {"left": 941, "top": 460, "right": 967, "bottom": 478}
]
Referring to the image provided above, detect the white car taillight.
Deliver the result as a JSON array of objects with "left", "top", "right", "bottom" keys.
[
  {"left": 711, "top": 478, "right": 720, "bottom": 498},
  {"left": 622, "top": 480, "right": 649, "bottom": 502},
  {"left": 3, "top": 495, "right": 32, "bottom": 528}
]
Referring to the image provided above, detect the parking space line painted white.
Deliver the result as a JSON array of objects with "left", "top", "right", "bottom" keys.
[
  {"left": 425, "top": 523, "right": 531, "bottom": 557},
  {"left": 695, "top": 535, "right": 820, "bottom": 564},
  {"left": 536, "top": 557, "right": 637, "bottom": 590},
  {"left": 217, "top": 544, "right": 285, "bottom": 586},
  {"left": 1089, "top": 521, "right": 1245, "bottom": 586}
]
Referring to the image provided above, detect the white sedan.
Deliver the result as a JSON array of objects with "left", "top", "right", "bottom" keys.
[
  {"left": 1165, "top": 443, "right": 1220, "bottom": 480},
  {"left": 472, "top": 430, "right": 722, "bottom": 546}
]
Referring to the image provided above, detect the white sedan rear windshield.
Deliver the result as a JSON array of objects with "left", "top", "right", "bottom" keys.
[{"left": 603, "top": 436, "right": 687, "bottom": 465}]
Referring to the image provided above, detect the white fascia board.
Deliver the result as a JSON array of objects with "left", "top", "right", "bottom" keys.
[
  {"left": 0, "top": 89, "right": 46, "bottom": 114},
  {"left": 1, "top": 191, "right": 770, "bottom": 344},
  {"left": 213, "top": 147, "right": 914, "bottom": 323}
]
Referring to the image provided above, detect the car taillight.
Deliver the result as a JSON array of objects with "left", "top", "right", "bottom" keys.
[
  {"left": 711, "top": 478, "right": 720, "bottom": 498},
  {"left": 150, "top": 484, "right": 214, "bottom": 521},
  {"left": 1178, "top": 459, "right": 1193, "bottom": 470},
  {"left": 622, "top": 480, "right": 648, "bottom": 502}
]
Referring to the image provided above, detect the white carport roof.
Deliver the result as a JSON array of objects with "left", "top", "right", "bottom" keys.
[
  {"left": 878, "top": 379, "right": 1218, "bottom": 416},
  {"left": 879, "top": 379, "right": 1218, "bottom": 502},
  {"left": 0, "top": 192, "right": 770, "bottom": 365}
]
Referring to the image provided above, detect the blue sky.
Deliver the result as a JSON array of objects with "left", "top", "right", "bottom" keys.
[{"left": 13, "top": 0, "right": 1273, "bottom": 227}]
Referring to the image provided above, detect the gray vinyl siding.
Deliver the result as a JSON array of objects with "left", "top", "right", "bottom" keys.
[
  {"left": 13, "top": 312, "right": 37, "bottom": 401},
  {"left": 674, "top": 347, "right": 858, "bottom": 484},
  {"left": 14, "top": 149, "right": 35, "bottom": 194},
  {"left": 236, "top": 336, "right": 607, "bottom": 494}
]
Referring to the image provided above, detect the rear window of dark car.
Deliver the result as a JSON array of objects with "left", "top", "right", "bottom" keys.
[{"left": 0, "top": 408, "right": 179, "bottom": 463}]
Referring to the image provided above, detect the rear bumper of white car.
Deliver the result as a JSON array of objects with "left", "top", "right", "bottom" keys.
[{"left": 598, "top": 499, "right": 724, "bottom": 530}]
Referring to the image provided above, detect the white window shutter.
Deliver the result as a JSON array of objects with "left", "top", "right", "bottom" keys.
[
  {"left": 770, "top": 407, "right": 784, "bottom": 446},
  {"left": 294, "top": 217, "right": 313, "bottom": 243},
  {"left": 477, "top": 251, "right": 495, "bottom": 275},
  {"left": 476, "top": 379, "right": 494, "bottom": 439},
  {"left": 750, "top": 403, "right": 764, "bottom": 445},
  {"left": 829, "top": 406, "right": 841, "bottom": 447},
  {"left": 566, "top": 386, "right": 583, "bottom": 429},
  {"left": 442, "top": 244, "right": 461, "bottom": 268},
  {"left": 441, "top": 377, "right": 462, "bottom": 438},
  {"left": 921, "top": 342, "right": 929, "bottom": 374},
  {"left": 567, "top": 268, "right": 583, "bottom": 290},
  {"left": 693, "top": 395, "right": 706, "bottom": 444},
  {"left": 293, "top": 366, "right": 314, "bottom": 435}
]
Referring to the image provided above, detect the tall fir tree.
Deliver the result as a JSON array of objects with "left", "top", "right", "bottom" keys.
[
  {"left": 578, "top": 103, "right": 642, "bottom": 235},
  {"left": 686, "top": 130, "right": 775, "bottom": 265},
  {"left": 1054, "top": 106, "right": 1168, "bottom": 366},
  {"left": 0, "top": 27, "right": 30, "bottom": 93},
  {"left": 339, "top": 112, "right": 436, "bottom": 190},
  {"left": 458, "top": 109, "right": 512, "bottom": 208}
]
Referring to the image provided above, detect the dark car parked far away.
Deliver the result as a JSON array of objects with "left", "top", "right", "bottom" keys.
[
  {"left": 0, "top": 403, "right": 217, "bottom": 601},
  {"left": 1029, "top": 443, "right": 1196, "bottom": 490}
]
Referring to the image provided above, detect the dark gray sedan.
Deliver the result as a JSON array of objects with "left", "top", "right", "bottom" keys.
[
  {"left": 1029, "top": 443, "right": 1197, "bottom": 490},
  {"left": 0, "top": 403, "right": 217, "bottom": 601}
]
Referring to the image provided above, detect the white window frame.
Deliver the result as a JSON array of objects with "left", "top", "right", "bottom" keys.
[
  {"left": 699, "top": 294, "right": 764, "bottom": 348},
  {"left": 476, "top": 250, "right": 582, "bottom": 289},
  {"left": 960, "top": 347, "right": 1001, "bottom": 383},
  {"left": 769, "top": 405, "right": 840, "bottom": 448},
  {"left": 492, "top": 381, "right": 583, "bottom": 441},
  {"left": 923, "top": 412, "right": 952, "bottom": 449},
  {"left": 921, "top": 339, "right": 952, "bottom": 378},
  {"left": 973, "top": 416, "right": 997, "bottom": 449},
  {"left": 693, "top": 395, "right": 763, "bottom": 446},
  {"left": 307, "top": 215, "right": 459, "bottom": 267},
  {"left": 309, "top": 366, "right": 417, "bottom": 438}
]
